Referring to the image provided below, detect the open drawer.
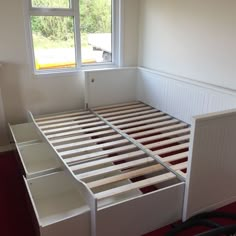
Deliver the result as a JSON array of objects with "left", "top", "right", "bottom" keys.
[
  {"left": 24, "top": 171, "right": 91, "bottom": 236},
  {"left": 10, "top": 123, "right": 41, "bottom": 144},
  {"left": 9, "top": 123, "right": 62, "bottom": 178}
]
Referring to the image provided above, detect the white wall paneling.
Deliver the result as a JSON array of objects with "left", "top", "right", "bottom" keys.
[{"left": 137, "top": 67, "right": 236, "bottom": 124}]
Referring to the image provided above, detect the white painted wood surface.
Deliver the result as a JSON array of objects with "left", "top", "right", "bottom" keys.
[
  {"left": 17, "top": 143, "right": 61, "bottom": 179},
  {"left": 24, "top": 172, "right": 91, "bottom": 236},
  {"left": 96, "top": 183, "right": 185, "bottom": 236},
  {"left": 137, "top": 67, "right": 236, "bottom": 124},
  {"left": 9, "top": 123, "right": 41, "bottom": 144},
  {"left": 183, "top": 109, "right": 236, "bottom": 220},
  {"left": 9, "top": 123, "right": 62, "bottom": 178},
  {"left": 85, "top": 68, "right": 137, "bottom": 108}
]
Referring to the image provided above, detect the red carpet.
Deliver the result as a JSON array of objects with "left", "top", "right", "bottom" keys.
[
  {"left": 0, "top": 151, "right": 36, "bottom": 236},
  {"left": 0, "top": 151, "right": 236, "bottom": 236}
]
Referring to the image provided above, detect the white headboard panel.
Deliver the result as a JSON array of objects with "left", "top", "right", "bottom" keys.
[
  {"left": 137, "top": 67, "right": 236, "bottom": 124},
  {"left": 85, "top": 68, "right": 137, "bottom": 108},
  {"left": 183, "top": 110, "right": 236, "bottom": 220}
]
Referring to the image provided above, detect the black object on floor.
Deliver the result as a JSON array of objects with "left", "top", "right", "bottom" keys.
[{"left": 165, "top": 211, "right": 236, "bottom": 236}]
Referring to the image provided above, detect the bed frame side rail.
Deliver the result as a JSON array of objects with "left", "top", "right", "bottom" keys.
[{"left": 27, "top": 111, "right": 98, "bottom": 236}]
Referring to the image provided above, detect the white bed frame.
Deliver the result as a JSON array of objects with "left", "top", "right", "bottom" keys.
[
  {"left": 9, "top": 67, "right": 236, "bottom": 236},
  {"left": 85, "top": 67, "right": 236, "bottom": 219}
]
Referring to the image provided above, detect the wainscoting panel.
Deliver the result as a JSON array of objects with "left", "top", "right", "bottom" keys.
[{"left": 137, "top": 68, "right": 236, "bottom": 124}]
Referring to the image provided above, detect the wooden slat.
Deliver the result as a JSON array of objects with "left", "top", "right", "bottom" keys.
[
  {"left": 60, "top": 139, "right": 129, "bottom": 157},
  {"left": 51, "top": 129, "right": 116, "bottom": 144},
  {"left": 92, "top": 101, "right": 141, "bottom": 111},
  {"left": 154, "top": 143, "right": 190, "bottom": 156},
  {"left": 161, "top": 151, "right": 189, "bottom": 163},
  {"left": 106, "top": 109, "right": 157, "bottom": 121},
  {"left": 94, "top": 103, "right": 146, "bottom": 114},
  {"left": 43, "top": 121, "right": 104, "bottom": 134},
  {"left": 145, "top": 135, "right": 190, "bottom": 150},
  {"left": 39, "top": 117, "right": 99, "bottom": 130},
  {"left": 94, "top": 172, "right": 176, "bottom": 200},
  {"left": 55, "top": 134, "right": 122, "bottom": 150},
  {"left": 55, "top": 126, "right": 189, "bottom": 150},
  {"left": 100, "top": 106, "right": 153, "bottom": 117},
  {"left": 171, "top": 162, "right": 188, "bottom": 171},
  {"left": 49, "top": 118, "right": 181, "bottom": 141},
  {"left": 79, "top": 154, "right": 188, "bottom": 184},
  {"left": 70, "top": 150, "right": 145, "bottom": 171},
  {"left": 111, "top": 112, "right": 164, "bottom": 125},
  {"left": 64, "top": 137, "right": 189, "bottom": 166},
  {"left": 123, "top": 119, "right": 179, "bottom": 133},
  {"left": 130, "top": 123, "right": 188, "bottom": 139},
  {"left": 65, "top": 144, "right": 138, "bottom": 164},
  {"left": 47, "top": 125, "right": 110, "bottom": 139},
  {"left": 36, "top": 113, "right": 95, "bottom": 125},
  {"left": 87, "top": 164, "right": 163, "bottom": 188},
  {"left": 178, "top": 171, "right": 187, "bottom": 178},
  {"left": 70, "top": 145, "right": 188, "bottom": 173},
  {"left": 87, "top": 161, "right": 188, "bottom": 189},
  {"left": 137, "top": 128, "right": 190, "bottom": 144},
  {"left": 117, "top": 115, "right": 171, "bottom": 129},
  {"left": 35, "top": 110, "right": 90, "bottom": 122},
  {"left": 77, "top": 157, "right": 154, "bottom": 179},
  {"left": 60, "top": 130, "right": 189, "bottom": 157}
]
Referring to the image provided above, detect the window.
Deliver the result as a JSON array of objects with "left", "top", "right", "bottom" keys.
[{"left": 26, "top": 0, "right": 118, "bottom": 73}]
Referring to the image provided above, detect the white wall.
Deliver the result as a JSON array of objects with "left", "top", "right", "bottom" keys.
[
  {"left": 0, "top": 0, "right": 139, "bottom": 146},
  {"left": 139, "top": 0, "right": 236, "bottom": 89},
  {"left": 122, "top": 0, "right": 139, "bottom": 66},
  {"left": 0, "top": 87, "right": 8, "bottom": 145}
]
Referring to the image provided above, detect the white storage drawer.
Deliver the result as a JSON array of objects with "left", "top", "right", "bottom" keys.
[
  {"left": 9, "top": 123, "right": 62, "bottom": 178},
  {"left": 18, "top": 142, "right": 61, "bottom": 178},
  {"left": 24, "top": 172, "right": 91, "bottom": 236},
  {"left": 10, "top": 123, "right": 41, "bottom": 144},
  {"left": 96, "top": 182, "right": 185, "bottom": 236}
]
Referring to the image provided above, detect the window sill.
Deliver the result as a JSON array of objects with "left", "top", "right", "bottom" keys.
[{"left": 33, "top": 64, "right": 120, "bottom": 79}]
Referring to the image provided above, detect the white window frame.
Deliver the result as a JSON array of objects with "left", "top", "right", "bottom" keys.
[{"left": 24, "top": 0, "right": 122, "bottom": 76}]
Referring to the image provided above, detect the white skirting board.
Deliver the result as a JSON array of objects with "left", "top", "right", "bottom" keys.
[
  {"left": 0, "top": 144, "right": 14, "bottom": 153},
  {"left": 0, "top": 87, "right": 9, "bottom": 147}
]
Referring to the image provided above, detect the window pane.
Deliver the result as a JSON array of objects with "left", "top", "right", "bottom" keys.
[
  {"left": 80, "top": 0, "right": 112, "bottom": 64},
  {"left": 31, "top": 16, "right": 76, "bottom": 70},
  {"left": 31, "top": 0, "right": 70, "bottom": 8}
]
